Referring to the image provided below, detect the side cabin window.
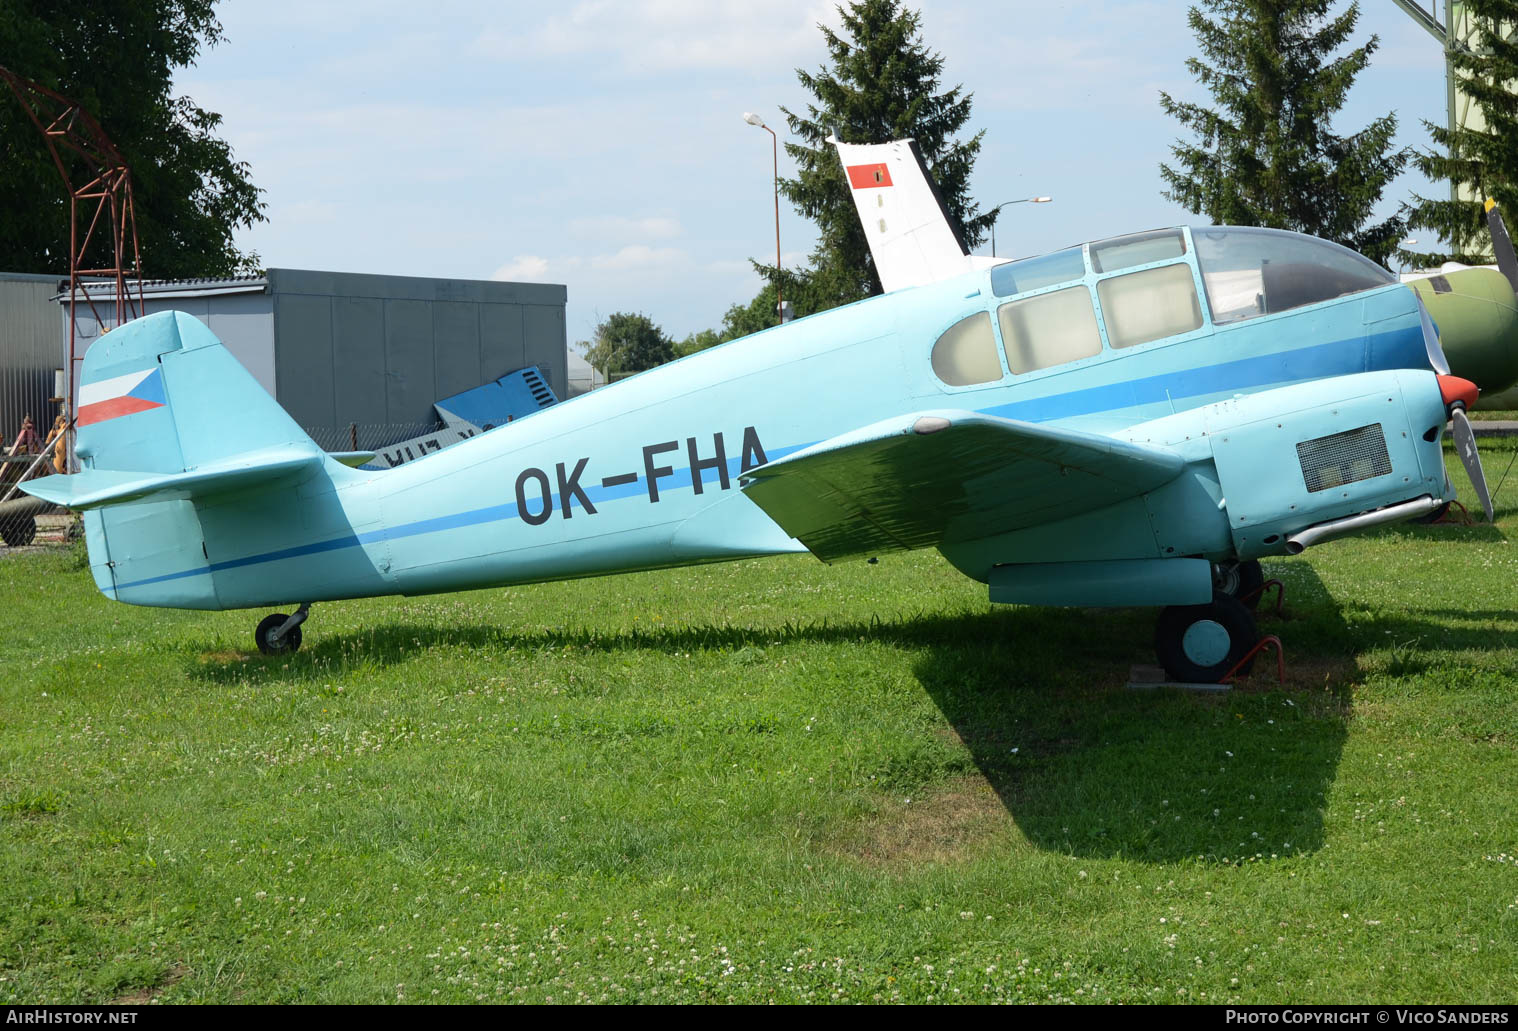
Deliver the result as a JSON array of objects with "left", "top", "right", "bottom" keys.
[
  {"left": 998, "top": 286, "right": 1103, "bottom": 374},
  {"left": 1089, "top": 229, "right": 1186, "bottom": 274},
  {"left": 1193, "top": 226, "right": 1395, "bottom": 324},
  {"left": 931, "top": 312, "right": 1002, "bottom": 386},
  {"left": 1097, "top": 263, "right": 1204, "bottom": 349},
  {"left": 990, "top": 247, "right": 1085, "bottom": 297}
]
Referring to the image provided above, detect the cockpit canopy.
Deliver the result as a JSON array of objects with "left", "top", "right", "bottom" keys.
[
  {"left": 1189, "top": 226, "right": 1395, "bottom": 324},
  {"left": 989, "top": 225, "right": 1394, "bottom": 325},
  {"left": 931, "top": 225, "right": 1398, "bottom": 390}
]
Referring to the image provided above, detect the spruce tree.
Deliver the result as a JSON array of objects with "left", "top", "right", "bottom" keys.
[
  {"left": 1159, "top": 0, "right": 1408, "bottom": 266},
  {"left": 774, "top": 0, "right": 991, "bottom": 309},
  {"left": 1403, "top": 0, "right": 1518, "bottom": 267}
]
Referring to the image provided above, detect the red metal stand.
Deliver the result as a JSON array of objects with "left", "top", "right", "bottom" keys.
[
  {"left": 1240, "top": 578, "right": 1286, "bottom": 617},
  {"left": 1434, "top": 500, "right": 1473, "bottom": 526},
  {"left": 1219, "top": 634, "right": 1285, "bottom": 685},
  {"left": 0, "top": 65, "right": 145, "bottom": 471}
]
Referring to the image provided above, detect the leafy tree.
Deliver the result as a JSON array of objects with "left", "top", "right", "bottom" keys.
[
  {"left": 1402, "top": 0, "right": 1518, "bottom": 266},
  {"left": 674, "top": 328, "right": 723, "bottom": 358},
  {"left": 768, "top": 0, "right": 990, "bottom": 309},
  {"left": 0, "top": 1, "right": 265, "bottom": 278},
  {"left": 714, "top": 268, "right": 849, "bottom": 340},
  {"left": 1158, "top": 0, "right": 1408, "bottom": 266},
  {"left": 583, "top": 313, "right": 676, "bottom": 376}
]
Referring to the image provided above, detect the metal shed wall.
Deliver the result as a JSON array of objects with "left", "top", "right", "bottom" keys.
[
  {"left": 0, "top": 272, "right": 65, "bottom": 441},
  {"left": 267, "top": 269, "right": 568, "bottom": 434},
  {"left": 60, "top": 280, "right": 276, "bottom": 399}
]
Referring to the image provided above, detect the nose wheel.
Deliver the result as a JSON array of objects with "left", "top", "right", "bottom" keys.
[
  {"left": 255, "top": 604, "right": 310, "bottom": 655},
  {"left": 1155, "top": 591, "right": 1258, "bottom": 683}
]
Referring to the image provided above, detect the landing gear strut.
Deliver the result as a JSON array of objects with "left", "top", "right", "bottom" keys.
[
  {"left": 1154, "top": 590, "right": 1258, "bottom": 683},
  {"left": 256, "top": 604, "right": 310, "bottom": 655},
  {"left": 1213, "top": 559, "right": 1264, "bottom": 610}
]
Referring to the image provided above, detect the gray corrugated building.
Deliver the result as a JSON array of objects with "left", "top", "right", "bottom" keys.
[
  {"left": 0, "top": 271, "right": 64, "bottom": 444},
  {"left": 61, "top": 268, "right": 567, "bottom": 449}
]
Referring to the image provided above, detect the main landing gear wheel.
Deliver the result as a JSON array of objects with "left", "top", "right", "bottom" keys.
[
  {"left": 256, "top": 611, "right": 305, "bottom": 655},
  {"left": 1413, "top": 501, "right": 1452, "bottom": 524},
  {"left": 1155, "top": 590, "right": 1259, "bottom": 683},
  {"left": 1214, "top": 559, "right": 1264, "bottom": 610}
]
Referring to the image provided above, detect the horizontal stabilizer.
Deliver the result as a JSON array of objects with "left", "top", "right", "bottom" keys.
[
  {"left": 327, "top": 450, "right": 377, "bottom": 468},
  {"left": 20, "top": 446, "right": 323, "bottom": 510},
  {"left": 740, "top": 411, "right": 1185, "bottom": 562}
]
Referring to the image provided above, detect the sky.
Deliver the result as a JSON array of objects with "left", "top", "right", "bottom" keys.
[{"left": 177, "top": 0, "right": 1451, "bottom": 346}]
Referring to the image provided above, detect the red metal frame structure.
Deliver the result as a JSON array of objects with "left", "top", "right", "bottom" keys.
[{"left": 0, "top": 65, "right": 145, "bottom": 468}]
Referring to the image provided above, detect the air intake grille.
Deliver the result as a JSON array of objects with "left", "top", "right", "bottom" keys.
[
  {"left": 1296, "top": 423, "right": 1391, "bottom": 492},
  {"left": 520, "top": 366, "right": 556, "bottom": 409}
]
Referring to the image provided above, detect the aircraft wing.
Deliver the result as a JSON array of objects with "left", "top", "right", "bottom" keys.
[
  {"left": 834, "top": 139, "right": 976, "bottom": 292},
  {"left": 739, "top": 411, "right": 1185, "bottom": 562}
]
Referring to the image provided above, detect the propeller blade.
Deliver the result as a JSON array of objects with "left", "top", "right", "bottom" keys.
[
  {"left": 1485, "top": 197, "right": 1518, "bottom": 295},
  {"left": 1451, "top": 406, "right": 1495, "bottom": 522},
  {"left": 1416, "top": 293, "right": 1451, "bottom": 375}
]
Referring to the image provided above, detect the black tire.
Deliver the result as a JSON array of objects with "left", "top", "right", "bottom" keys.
[
  {"left": 1215, "top": 559, "right": 1265, "bottom": 610},
  {"left": 1155, "top": 590, "right": 1259, "bottom": 683},
  {"left": 1413, "top": 501, "right": 1452, "bottom": 524},
  {"left": 1, "top": 515, "right": 37, "bottom": 548},
  {"left": 255, "top": 613, "right": 303, "bottom": 655}
]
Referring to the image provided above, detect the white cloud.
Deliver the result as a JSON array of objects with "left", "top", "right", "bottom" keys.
[
  {"left": 493, "top": 255, "right": 552, "bottom": 281},
  {"left": 568, "top": 215, "right": 683, "bottom": 241},
  {"left": 589, "top": 245, "right": 686, "bottom": 270},
  {"left": 470, "top": 0, "right": 841, "bottom": 73}
]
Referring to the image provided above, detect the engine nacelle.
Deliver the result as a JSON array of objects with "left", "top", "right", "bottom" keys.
[{"left": 1200, "top": 369, "right": 1451, "bottom": 559}]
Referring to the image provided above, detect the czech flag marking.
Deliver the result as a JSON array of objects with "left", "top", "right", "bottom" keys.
[{"left": 78, "top": 368, "right": 167, "bottom": 427}]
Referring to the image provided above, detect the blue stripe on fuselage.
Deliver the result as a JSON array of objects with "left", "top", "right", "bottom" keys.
[{"left": 985, "top": 328, "right": 1417, "bottom": 422}]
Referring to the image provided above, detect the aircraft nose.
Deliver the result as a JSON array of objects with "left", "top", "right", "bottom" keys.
[
  {"left": 1438, "top": 374, "right": 1480, "bottom": 411},
  {"left": 1406, "top": 269, "right": 1518, "bottom": 393}
]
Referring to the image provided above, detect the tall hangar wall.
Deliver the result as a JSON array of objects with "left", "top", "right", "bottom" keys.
[
  {"left": 0, "top": 271, "right": 65, "bottom": 441},
  {"left": 267, "top": 269, "right": 567, "bottom": 444},
  {"left": 61, "top": 269, "right": 567, "bottom": 451}
]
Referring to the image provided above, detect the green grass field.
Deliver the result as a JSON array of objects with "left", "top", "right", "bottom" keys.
[{"left": 2, "top": 445, "right": 1516, "bottom": 1004}]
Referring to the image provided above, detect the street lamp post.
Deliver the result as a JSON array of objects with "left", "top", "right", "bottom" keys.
[
  {"left": 989, "top": 196, "right": 1053, "bottom": 258},
  {"left": 744, "top": 112, "right": 783, "bottom": 325}
]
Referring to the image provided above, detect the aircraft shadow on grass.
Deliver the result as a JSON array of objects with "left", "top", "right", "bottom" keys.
[
  {"left": 195, "top": 556, "right": 1517, "bottom": 863},
  {"left": 903, "top": 563, "right": 1351, "bottom": 865},
  {"left": 187, "top": 542, "right": 1515, "bottom": 864}
]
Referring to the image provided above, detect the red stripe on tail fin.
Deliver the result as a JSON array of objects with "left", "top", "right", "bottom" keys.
[{"left": 846, "top": 163, "right": 893, "bottom": 189}]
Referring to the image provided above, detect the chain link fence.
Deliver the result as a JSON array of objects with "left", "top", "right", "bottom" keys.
[{"left": 302, "top": 421, "right": 451, "bottom": 454}]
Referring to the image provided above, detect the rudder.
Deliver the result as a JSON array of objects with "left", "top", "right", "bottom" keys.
[
  {"left": 76, "top": 310, "right": 317, "bottom": 475},
  {"left": 63, "top": 311, "right": 327, "bottom": 609}
]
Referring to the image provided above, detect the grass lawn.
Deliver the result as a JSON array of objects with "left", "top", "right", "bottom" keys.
[{"left": 1, "top": 444, "right": 1516, "bottom": 1004}]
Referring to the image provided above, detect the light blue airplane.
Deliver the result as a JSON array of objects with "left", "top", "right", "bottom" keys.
[{"left": 21, "top": 157, "right": 1497, "bottom": 683}]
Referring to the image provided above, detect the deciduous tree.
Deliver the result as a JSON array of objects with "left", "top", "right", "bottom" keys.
[
  {"left": 0, "top": 1, "right": 265, "bottom": 278},
  {"left": 583, "top": 313, "right": 676, "bottom": 377}
]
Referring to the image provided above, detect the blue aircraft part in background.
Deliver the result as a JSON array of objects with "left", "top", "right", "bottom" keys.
[
  {"left": 434, "top": 366, "right": 558, "bottom": 431},
  {"left": 21, "top": 147, "right": 1502, "bottom": 682},
  {"left": 359, "top": 366, "right": 560, "bottom": 470}
]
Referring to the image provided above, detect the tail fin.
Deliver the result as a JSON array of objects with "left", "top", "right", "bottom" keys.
[
  {"left": 833, "top": 138, "right": 974, "bottom": 293},
  {"left": 23, "top": 311, "right": 331, "bottom": 608},
  {"left": 73, "top": 310, "right": 317, "bottom": 475}
]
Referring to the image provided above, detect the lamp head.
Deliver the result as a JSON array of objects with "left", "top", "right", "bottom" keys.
[{"left": 743, "top": 112, "right": 765, "bottom": 127}]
